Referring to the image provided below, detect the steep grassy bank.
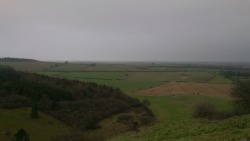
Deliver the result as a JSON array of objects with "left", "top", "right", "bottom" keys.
[{"left": 0, "top": 108, "right": 71, "bottom": 141}]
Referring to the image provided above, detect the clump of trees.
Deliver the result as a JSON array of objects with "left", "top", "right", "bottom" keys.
[
  {"left": 193, "top": 102, "right": 233, "bottom": 120},
  {"left": 231, "top": 81, "right": 250, "bottom": 115},
  {"left": 193, "top": 102, "right": 216, "bottom": 120},
  {"left": 220, "top": 71, "right": 250, "bottom": 81}
]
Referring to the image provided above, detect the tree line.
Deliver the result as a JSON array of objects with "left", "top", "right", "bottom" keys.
[{"left": 220, "top": 70, "right": 250, "bottom": 81}]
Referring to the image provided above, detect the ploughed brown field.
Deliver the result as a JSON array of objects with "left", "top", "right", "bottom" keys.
[{"left": 137, "top": 82, "right": 233, "bottom": 97}]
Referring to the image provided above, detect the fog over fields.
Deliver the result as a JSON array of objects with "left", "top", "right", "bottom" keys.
[{"left": 0, "top": 0, "right": 250, "bottom": 62}]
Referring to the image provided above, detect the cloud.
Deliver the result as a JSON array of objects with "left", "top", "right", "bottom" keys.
[{"left": 0, "top": 0, "right": 249, "bottom": 62}]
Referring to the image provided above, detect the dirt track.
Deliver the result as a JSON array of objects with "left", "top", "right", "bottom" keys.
[{"left": 137, "top": 82, "right": 233, "bottom": 97}]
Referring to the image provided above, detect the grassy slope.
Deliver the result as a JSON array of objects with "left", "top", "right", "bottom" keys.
[
  {"left": 133, "top": 95, "right": 233, "bottom": 121},
  {"left": 110, "top": 114, "right": 250, "bottom": 141},
  {"left": 208, "top": 75, "right": 233, "bottom": 84},
  {"left": 82, "top": 112, "right": 139, "bottom": 140},
  {"left": 0, "top": 108, "right": 71, "bottom": 141}
]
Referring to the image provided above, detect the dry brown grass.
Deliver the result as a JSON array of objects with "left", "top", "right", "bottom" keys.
[{"left": 137, "top": 82, "right": 233, "bottom": 97}]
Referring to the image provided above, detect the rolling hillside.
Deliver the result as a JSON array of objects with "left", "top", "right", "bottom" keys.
[{"left": 0, "top": 65, "right": 155, "bottom": 140}]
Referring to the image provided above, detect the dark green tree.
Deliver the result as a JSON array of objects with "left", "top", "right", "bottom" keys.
[
  {"left": 231, "top": 81, "right": 250, "bottom": 114},
  {"left": 12, "top": 128, "right": 30, "bottom": 141},
  {"left": 30, "top": 103, "right": 39, "bottom": 119}
]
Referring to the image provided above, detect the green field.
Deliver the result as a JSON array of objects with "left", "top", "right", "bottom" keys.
[
  {"left": 39, "top": 71, "right": 214, "bottom": 92},
  {"left": 34, "top": 62, "right": 222, "bottom": 72},
  {"left": 45, "top": 63, "right": 89, "bottom": 72},
  {"left": 0, "top": 108, "right": 72, "bottom": 141},
  {"left": 146, "top": 66, "right": 219, "bottom": 72},
  {"left": 133, "top": 95, "right": 233, "bottom": 121},
  {"left": 208, "top": 75, "right": 233, "bottom": 84}
]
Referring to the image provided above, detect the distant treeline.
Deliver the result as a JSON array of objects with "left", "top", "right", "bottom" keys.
[
  {"left": 0, "top": 57, "right": 38, "bottom": 62},
  {"left": 0, "top": 65, "right": 154, "bottom": 130},
  {"left": 220, "top": 70, "right": 250, "bottom": 81}
]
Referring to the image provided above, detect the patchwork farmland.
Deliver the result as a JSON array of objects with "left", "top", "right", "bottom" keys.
[
  {"left": 137, "top": 82, "right": 233, "bottom": 97},
  {"left": 1, "top": 60, "right": 250, "bottom": 141}
]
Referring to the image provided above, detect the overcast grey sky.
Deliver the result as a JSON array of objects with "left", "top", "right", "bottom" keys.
[{"left": 0, "top": 0, "right": 250, "bottom": 62}]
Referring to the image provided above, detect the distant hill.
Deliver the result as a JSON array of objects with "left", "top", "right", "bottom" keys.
[
  {"left": 0, "top": 57, "right": 38, "bottom": 62},
  {"left": 0, "top": 58, "right": 55, "bottom": 72}
]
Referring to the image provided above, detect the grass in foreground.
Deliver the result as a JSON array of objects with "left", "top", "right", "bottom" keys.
[
  {"left": 0, "top": 108, "right": 71, "bottom": 141},
  {"left": 110, "top": 114, "right": 250, "bottom": 141}
]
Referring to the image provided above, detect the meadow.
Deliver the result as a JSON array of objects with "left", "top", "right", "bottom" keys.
[
  {"left": 39, "top": 71, "right": 216, "bottom": 93},
  {"left": 38, "top": 63, "right": 235, "bottom": 121},
  {"left": 134, "top": 95, "right": 233, "bottom": 121}
]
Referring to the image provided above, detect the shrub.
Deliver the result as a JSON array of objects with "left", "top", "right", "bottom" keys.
[
  {"left": 12, "top": 128, "right": 30, "bottom": 141},
  {"left": 193, "top": 102, "right": 216, "bottom": 120},
  {"left": 231, "top": 81, "right": 250, "bottom": 115}
]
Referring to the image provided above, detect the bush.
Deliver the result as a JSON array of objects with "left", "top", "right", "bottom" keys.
[
  {"left": 231, "top": 81, "right": 250, "bottom": 115},
  {"left": 193, "top": 102, "right": 216, "bottom": 120},
  {"left": 12, "top": 128, "right": 30, "bottom": 141}
]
